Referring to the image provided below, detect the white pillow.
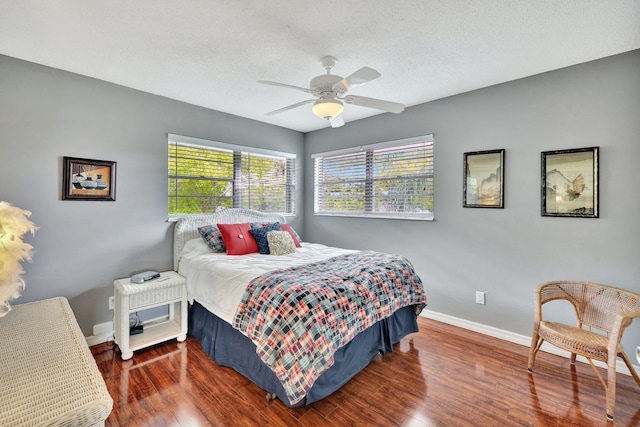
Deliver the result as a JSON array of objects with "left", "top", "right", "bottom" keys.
[
  {"left": 177, "top": 238, "right": 216, "bottom": 276},
  {"left": 181, "top": 238, "right": 213, "bottom": 256}
]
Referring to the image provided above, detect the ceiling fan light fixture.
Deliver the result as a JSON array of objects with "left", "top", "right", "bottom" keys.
[
  {"left": 259, "top": 56, "right": 404, "bottom": 124},
  {"left": 312, "top": 98, "right": 344, "bottom": 119}
]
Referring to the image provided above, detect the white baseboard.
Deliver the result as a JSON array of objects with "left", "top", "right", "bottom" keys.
[
  {"left": 86, "top": 332, "right": 114, "bottom": 347},
  {"left": 86, "top": 321, "right": 114, "bottom": 347},
  {"left": 421, "top": 310, "right": 640, "bottom": 377},
  {"left": 85, "top": 315, "right": 169, "bottom": 347}
]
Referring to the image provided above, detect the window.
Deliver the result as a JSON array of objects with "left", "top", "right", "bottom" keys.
[
  {"left": 313, "top": 135, "right": 433, "bottom": 220},
  {"left": 168, "top": 134, "right": 295, "bottom": 217}
]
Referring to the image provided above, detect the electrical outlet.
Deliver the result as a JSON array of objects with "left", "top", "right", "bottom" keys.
[
  {"left": 108, "top": 296, "right": 115, "bottom": 310},
  {"left": 475, "top": 291, "right": 485, "bottom": 305}
]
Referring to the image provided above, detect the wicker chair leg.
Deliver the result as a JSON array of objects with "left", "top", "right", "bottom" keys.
[
  {"left": 527, "top": 334, "right": 542, "bottom": 372},
  {"left": 619, "top": 351, "right": 640, "bottom": 387},
  {"left": 605, "top": 354, "right": 617, "bottom": 420},
  {"left": 585, "top": 357, "right": 607, "bottom": 390}
]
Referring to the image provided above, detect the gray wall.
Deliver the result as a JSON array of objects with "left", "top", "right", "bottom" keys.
[
  {"left": 304, "top": 50, "right": 640, "bottom": 356},
  {"left": 0, "top": 55, "right": 305, "bottom": 336},
  {"left": 2, "top": 50, "right": 639, "bottom": 357}
]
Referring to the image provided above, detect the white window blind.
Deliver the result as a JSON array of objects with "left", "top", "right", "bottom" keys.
[
  {"left": 168, "top": 134, "right": 295, "bottom": 217},
  {"left": 313, "top": 135, "right": 433, "bottom": 220}
]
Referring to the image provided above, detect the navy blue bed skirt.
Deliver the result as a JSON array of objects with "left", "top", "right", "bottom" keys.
[{"left": 188, "top": 301, "right": 420, "bottom": 407}]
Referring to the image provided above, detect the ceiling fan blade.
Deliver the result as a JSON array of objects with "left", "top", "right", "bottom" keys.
[
  {"left": 333, "top": 67, "right": 381, "bottom": 93},
  {"left": 329, "top": 115, "right": 345, "bottom": 128},
  {"left": 265, "top": 99, "right": 315, "bottom": 116},
  {"left": 257, "top": 80, "right": 312, "bottom": 94},
  {"left": 343, "top": 95, "right": 405, "bottom": 113}
]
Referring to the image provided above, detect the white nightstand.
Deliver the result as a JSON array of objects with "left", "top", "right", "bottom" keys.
[{"left": 113, "top": 271, "right": 187, "bottom": 360}]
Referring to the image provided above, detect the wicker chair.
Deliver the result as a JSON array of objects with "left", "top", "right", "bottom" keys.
[{"left": 527, "top": 281, "right": 640, "bottom": 420}]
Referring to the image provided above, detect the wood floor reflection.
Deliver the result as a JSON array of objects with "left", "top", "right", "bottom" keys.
[{"left": 91, "top": 317, "right": 640, "bottom": 426}]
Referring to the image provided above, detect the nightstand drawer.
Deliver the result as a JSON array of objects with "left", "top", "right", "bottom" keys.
[{"left": 129, "top": 285, "right": 183, "bottom": 309}]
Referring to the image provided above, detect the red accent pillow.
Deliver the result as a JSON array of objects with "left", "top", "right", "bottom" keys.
[
  {"left": 280, "top": 224, "right": 301, "bottom": 248},
  {"left": 217, "top": 223, "right": 259, "bottom": 255}
]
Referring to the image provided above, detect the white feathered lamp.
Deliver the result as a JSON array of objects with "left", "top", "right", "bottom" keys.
[{"left": 0, "top": 202, "right": 37, "bottom": 316}]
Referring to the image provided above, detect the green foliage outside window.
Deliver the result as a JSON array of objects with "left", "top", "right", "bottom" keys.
[{"left": 168, "top": 141, "right": 294, "bottom": 216}]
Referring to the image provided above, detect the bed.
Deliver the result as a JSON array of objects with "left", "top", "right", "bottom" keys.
[{"left": 173, "top": 208, "right": 427, "bottom": 407}]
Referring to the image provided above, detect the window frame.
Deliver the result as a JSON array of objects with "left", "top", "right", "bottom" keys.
[
  {"left": 168, "top": 133, "right": 296, "bottom": 220},
  {"left": 312, "top": 135, "right": 434, "bottom": 221}
]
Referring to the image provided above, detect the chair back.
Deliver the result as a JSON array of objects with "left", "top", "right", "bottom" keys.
[{"left": 540, "top": 281, "right": 640, "bottom": 334}]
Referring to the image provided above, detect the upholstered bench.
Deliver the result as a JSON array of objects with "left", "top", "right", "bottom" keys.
[{"left": 0, "top": 297, "right": 112, "bottom": 426}]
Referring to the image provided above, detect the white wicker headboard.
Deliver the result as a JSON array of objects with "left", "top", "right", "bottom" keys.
[{"left": 173, "top": 208, "right": 287, "bottom": 270}]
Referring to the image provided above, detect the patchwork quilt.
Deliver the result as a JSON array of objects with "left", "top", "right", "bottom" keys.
[{"left": 232, "top": 251, "right": 427, "bottom": 405}]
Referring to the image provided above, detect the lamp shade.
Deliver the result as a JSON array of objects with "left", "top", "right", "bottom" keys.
[{"left": 312, "top": 99, "right": 344, "bottom": 119}]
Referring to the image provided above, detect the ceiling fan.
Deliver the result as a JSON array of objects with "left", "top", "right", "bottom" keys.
[{"left": 258, "top": 56, "right": 405, "bottom": 128}]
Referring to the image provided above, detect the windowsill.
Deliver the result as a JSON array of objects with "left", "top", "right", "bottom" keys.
[
  {"left": 313, "top": 213, "right": 434, "bottom": 221},
  {"left": 167, "top": 212, "right": 297, "bottom": 223}
]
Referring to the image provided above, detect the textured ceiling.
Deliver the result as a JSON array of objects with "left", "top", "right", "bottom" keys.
[{"left": 1, "top": 1, "right": 639, "bottom": 133}]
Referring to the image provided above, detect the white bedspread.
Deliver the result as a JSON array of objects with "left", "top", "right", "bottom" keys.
[{"left": 178, "top": 238, "right": 356, "bottom": 324}]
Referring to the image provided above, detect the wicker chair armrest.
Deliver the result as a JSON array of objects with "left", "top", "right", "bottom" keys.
[
  {"left": 622, "top": 309, "right": 640, "bottom": 320},
  {"left": 616, "top": 309, "right": 640, "bottom": 329},
  {"left": 607, "top": 310, "right": 640, "bottom": 352},
  {"left": 533, "top": 282, "right": 576, "bottom": 321},
  {"left": 532, "top": 284, "right": 542, "bottom": 321}
]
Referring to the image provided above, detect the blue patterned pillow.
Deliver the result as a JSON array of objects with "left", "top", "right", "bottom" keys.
[
  {"left": 251, "top": 221, "right": 301, "bottom": 246},
  {"left": 198, "top": 224, "right": 225, "bottom": 252},
  {"left": 249, "top": 222, "right": 281, "bottom": 254},
  {"left": 250, "top": 221, "right": 274, "bottom": 229}
]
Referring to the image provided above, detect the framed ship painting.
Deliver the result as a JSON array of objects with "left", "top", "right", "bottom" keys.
[
  {"left": 541, "top": 147, "right": 598, "bottom": 218},
  {"left": 463, "top": 149, "right": 504, "bottom": 208},
  {"left": 62, "top": 157, "right": 116, "bottom": 201}
]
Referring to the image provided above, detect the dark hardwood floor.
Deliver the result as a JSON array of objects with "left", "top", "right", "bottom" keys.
[{"left": 91, "top": 317, "right": 640, "bottom": 426}]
